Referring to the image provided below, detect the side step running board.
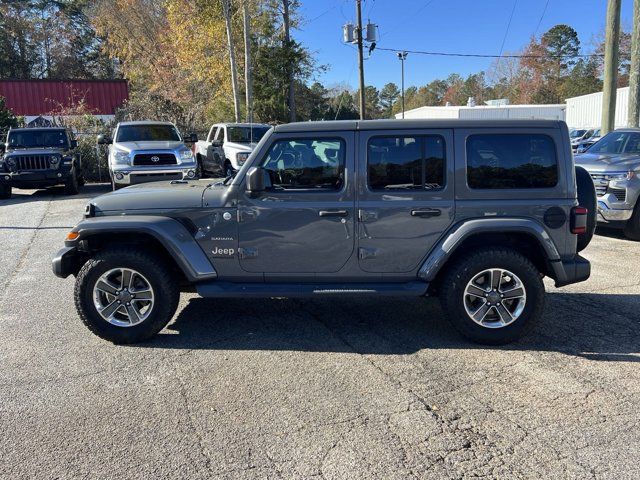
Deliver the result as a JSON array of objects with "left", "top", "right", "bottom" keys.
[{"left": 196, "top": 281, "right": 429, "bottom": 298}]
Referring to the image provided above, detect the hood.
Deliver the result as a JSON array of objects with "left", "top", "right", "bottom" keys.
[
  {"left": 224, "top": 141, "right": 257, "bottom": 152},
  {"left": 92, "top": 179, "right": 221, "bottom": 213},
  {"left": 574, "top": 152, "right": 640, "bottom": 172},
  {"left": 114, "top": 140, "right": 187, "bottom": 152},
  {"left": 5, "top": 147, "right": 66, "bottom": 156}
]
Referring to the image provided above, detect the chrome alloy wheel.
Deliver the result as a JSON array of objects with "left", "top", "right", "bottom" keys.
[
  {"left": 463, "top": 268, "right": 527, "bottom": 329},
  {"left": 92, "top": 268, "right": 155, "bottom": 327}
]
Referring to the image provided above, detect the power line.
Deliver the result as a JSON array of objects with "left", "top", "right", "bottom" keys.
[
  {"left": 375, "top": 46, "right": 605, "bottom": 59},
  {"left": 498, "top": 0, "right": 518, "bottom": 58},
  {"left": 534, "top": 0, "right": 551, "bottom": 37}
]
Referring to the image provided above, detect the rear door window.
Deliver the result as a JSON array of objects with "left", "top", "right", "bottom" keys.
[
  {"left": 466, "top": 134, "right": 557, "bottom": 189},
  {"left": 367, "top": 135, "right": 445, "bottom": 190}
]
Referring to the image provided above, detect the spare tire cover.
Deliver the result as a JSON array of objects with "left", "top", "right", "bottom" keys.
[{"left": 575, "top": 166, "right": 597, "bottom": 252}]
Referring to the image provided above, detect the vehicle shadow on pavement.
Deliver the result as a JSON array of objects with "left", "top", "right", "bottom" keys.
[
  {"left": 595, "top": 227, "right": 631, "bottom": 241},
  {"left": 141, "top": 292, "right": 640, "bottom": 362},
  {"left": 0, "top": 183, "right": 110, "bottom": 206}
]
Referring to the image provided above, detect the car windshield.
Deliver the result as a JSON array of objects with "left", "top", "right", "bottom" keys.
[
  {"left": 588, "top": 131, "right": 640, "bottom": 155},
  {"left": 227, "top": 126, "right": 269, "bottom": 143},
  {"left": 7, "top": 129, "right": 68, "bottom": 149},
  {"left": 116, "top": 124, "right": 181, "bottom": 142}
]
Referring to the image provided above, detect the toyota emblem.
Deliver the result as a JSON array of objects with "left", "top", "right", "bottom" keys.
[{"left": 151, "top": 156, "right": 160, "bottom": 163}]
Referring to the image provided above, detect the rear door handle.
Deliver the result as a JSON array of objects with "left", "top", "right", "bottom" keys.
[
  {"left": 319, "top": 209, "right": 349, "bottom": 217},
  {"left": 411, "top": 208, "right": 441, "bottom": 218}
]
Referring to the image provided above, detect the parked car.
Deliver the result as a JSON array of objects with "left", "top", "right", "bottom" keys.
[
  {"left": 570, "top": 128, "right": 596, "bottom": 152},
  {"left": 54, "top": 119, "right": 594, "bottom": 345},
  {"left": 575, "top": 128, "right": 640, "bottom": 239},
  {"left": 575, "top": 128, "right": 601, "bottom": 154},
  {"left": 98, "top": 121, "right": 198, "bottom": 190},
  {"left": 195, "top": 123, "right": 271, "bottom": 177},
  {"left": 0, "top": 127, "right": 84, "bottom": 199}
]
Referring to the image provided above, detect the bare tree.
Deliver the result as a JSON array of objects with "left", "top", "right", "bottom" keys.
[
  {"left": 282, "top": 0, "right": 296, "bottom": 122},
  {"left": 243, "top": 0, "right": 253, "bottom": 123},
  {"left": 222, "top": 0, "right": 240, "bottom": 122}
]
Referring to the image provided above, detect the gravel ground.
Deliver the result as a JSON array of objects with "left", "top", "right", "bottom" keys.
[{"left": 0, "top": 184, "right": 639, "bottom": 479}]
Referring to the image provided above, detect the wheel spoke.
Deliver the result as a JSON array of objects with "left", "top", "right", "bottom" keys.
[
  {"left": 501, "top": 286, "right": 525, "bottom": 299},
  {"left": 125, "top": 304, "right": 140, "bottom": 324},
  {"left": 132, "top": 289, "right": 152, "bottom": 300},
  {"left": 100, "top": 300, "right": 121, "bottom": 318},
  {"left": 96, "top": 280, "right": 118, "bottom": 295},
  {"left": 491, "top": 269, "right": 502, "bottom": 289},
  {"left": 495, "top": 303, "right": 513, "bottom": 325},
  {"left": 472, "top": 302, "right": 491, "bottom": 322},
  {"left": 466, "top": 284, "right": 487, "bottom": 298},
  {"left": 120, "top": 269, "right": 133, "bottom": 290}
]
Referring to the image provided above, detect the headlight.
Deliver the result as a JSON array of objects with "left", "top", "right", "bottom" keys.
[
  {"left": 180, "top": 149, "right": 194, "bottom": 160},
  {"left": 6, "top": 157, "right": 16, "bottom": 168},
  {"left": 236, "top": 152, "right": 250, "bottom": 165},
  {"left": 50, "top": 155, "right": 60, "bottom": 165},
  {"left": 113, "top": 150, "right": 129, "bottom": 165},
  {"left": 607, "top": 171, "right": 635, "bottom": 181}
]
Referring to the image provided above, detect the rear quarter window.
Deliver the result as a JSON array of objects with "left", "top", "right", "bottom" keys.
[{"left": 466, "top": 134, "right": 558, "bottom": 189}]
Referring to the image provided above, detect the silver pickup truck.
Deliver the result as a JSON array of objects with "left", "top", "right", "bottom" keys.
[{"left": 98, "top": 121, "right": 198, "bottom": 190}]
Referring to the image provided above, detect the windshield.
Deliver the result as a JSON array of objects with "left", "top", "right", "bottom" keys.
[
  {"left": 570, "top": 129, "right": 587, "bottom": 138},
  {"left": 227, "top": 126, "right": 269, "bottom": 143},
  {"left": 588, "top": 131, "right": 640, "bottom": 155},
  {"left": 116, "top": 124, "right": 181, "bottom": 143},
  {"left": 7, "top": 129, "right": 68, "bottom": 149}
]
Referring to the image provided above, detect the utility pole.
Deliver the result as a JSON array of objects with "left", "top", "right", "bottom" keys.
[
  {"left": 356, "top": 0, "right": 365, "bottom": 120},
  {"left": 397, "top": 52, "right": 408, "bottom": 119},
  {"left": 601, "top": 0, "right": 621, "bottom": 135},
  {"left": 628, "top": 0, "right": 640, "bottom": 127},
  {"left": 243, "top": 0, "right": 253, "bottom": 124},
  {"left": 282, "top": 0, "right": 296, "bottom": 122},
  {"left": 223, "top": 0, "right": 240, "bottom": 123}
]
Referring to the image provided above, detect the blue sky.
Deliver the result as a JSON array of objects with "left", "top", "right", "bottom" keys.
[{"left": 295, "top": 0, "right": 635, "bottom": 91}]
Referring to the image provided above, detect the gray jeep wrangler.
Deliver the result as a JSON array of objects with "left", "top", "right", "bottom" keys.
[{"left": 53, "top": 120, "right": 595, "bottom": 345}]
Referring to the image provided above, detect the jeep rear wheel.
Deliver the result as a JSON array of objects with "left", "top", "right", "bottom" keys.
[
  {"left": 74, "top": 248, "right": 179, "bottom": 344},
  {"left": 0, "top": 184, "right": 11, "bottom": 199},
  {"left": 439, "top": 248, "right": 544, "bottom": 345}
]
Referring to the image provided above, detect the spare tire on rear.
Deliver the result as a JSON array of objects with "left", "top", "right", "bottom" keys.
[{"left": 575, "top": 166, "right": 597, "bottom": 252}]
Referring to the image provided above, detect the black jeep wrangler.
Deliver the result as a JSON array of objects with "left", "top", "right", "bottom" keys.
[{"left": 0, "top": 127, "right": 84, "bottom": 199}]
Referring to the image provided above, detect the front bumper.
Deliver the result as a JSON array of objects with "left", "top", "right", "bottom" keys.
[
  {"left": 0, "top": 166, "right": 72, "bottom": 187},
  {"left": 597, "top": 201, "right": 633, "bottom": 222},
  {"left": 52, "top": 246, "right": 85, "bottom": 278},
  {"left": 111, "top": 166, "right": 197, "bottom": 185},
  {"left": 552, "top": 254, "right": 591, "bottom": 287}
]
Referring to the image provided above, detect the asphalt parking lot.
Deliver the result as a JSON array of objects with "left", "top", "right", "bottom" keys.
[{"left": 1, "top": 184, "right": 639, "bottom": 479}]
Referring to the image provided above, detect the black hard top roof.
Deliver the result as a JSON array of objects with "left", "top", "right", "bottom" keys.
[{"left": 274, "top": 119, "right": 565, "bottom": 133}]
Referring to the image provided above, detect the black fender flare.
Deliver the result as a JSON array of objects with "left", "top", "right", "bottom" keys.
[
  {"left": 418, "top": 218, "right": 561, "bottom": 282},
  {"left": 63, "top": 215, "right": 217, "bottom": 282}
]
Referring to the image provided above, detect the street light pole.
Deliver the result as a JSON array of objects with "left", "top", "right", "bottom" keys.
[{"left": 397, "top": 51, "right": 408, "bottom": 119}]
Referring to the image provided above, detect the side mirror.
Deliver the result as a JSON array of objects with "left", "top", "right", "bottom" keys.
[
  {"left": 184, "top": 133, "right": 198, "bottom": 143},
  {"left": 97, "top": 134, "right": 112, "bottom": 145},
  {"left": 246, "top": 167, "right": 269, "bottom": 195},
  {"left": 70, "top": 139, "right": 78, "bottom": 149}
]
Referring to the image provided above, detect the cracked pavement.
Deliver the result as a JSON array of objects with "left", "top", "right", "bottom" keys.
[{"left": 1, "top": 184, "right": 639, "bottom": 479}]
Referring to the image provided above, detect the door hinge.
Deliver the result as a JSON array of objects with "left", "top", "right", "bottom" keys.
[{"left": 238, "top": 247, "right": 258, "bottom": 259}]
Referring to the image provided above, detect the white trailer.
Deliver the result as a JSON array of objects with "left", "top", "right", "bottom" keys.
[{"left": 396, "top": 104, "right": 566, "bottom": 121}]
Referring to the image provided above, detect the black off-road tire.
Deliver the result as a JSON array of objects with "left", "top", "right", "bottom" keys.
[
  {"left": 575, "top": 166, "right": 596, "bottom": 251},
  {"left": 439, "top": 248, "right": 545, "bottom": 345},
  {"left": 224, "top": 161, "right": 234, "bottom": 178},
  {"left": 196, "top": 154, "right": 206, "bottom": 178},
  {"left": 0, "top": 184, "right": 11, "bottom": 199},
  {"left": 64, "top": 171, "right": 80, "bottom": 195},
  {"left": 74, "top": 248, "right": 179, "bottom": 344},
  {"left": 623, "top": 202, "right": 640, "bottom": 240}
]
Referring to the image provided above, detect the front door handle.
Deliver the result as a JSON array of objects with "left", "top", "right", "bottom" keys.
[
  {"left": 319, "top": 209, "right": 349, "bottom": 217},
  {"left": 411, "top": 208, "right": 441, "bottom": 218}
]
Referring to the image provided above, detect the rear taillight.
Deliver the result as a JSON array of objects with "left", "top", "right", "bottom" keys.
[{"left": 571, "top": 206, "right": 588, "bottom": 234}]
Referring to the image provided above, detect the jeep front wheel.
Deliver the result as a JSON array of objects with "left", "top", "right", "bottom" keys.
[
  {"left": 74, "top": 248, "right": 179, "bottom": 343},
  {"left": 439, "top": 248, "right": 544, "bottom": 345},
  {"left": 64, "top": 171, "right": 81, "bottom": 194}
]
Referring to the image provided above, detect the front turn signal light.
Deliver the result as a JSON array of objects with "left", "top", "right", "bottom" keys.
[{"left": 66, "top": 232, "right": 80, "bottom": 241}]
